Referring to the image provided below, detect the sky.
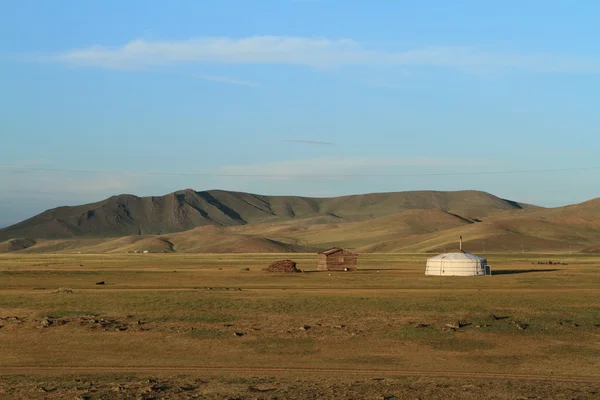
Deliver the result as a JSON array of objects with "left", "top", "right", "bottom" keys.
[{"left": 1, "top": 0, "right": 600, "bottom": 227}]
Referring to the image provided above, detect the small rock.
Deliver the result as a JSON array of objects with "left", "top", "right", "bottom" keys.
[
  {"left": 240, "top": 268, "right": 250, "bottom": 272},
  {"left": 300, "top": 325, "right": 311, "bottom": 331},
  {"left": 415, "top": 324, "right": 429, "bottom": 329},
  {"left": 95, "top": 281, "right": 105, "bottom": 285},
  {"left": 248, "top": 386, "right": 276, "bottom": 393},
  {"left": 234, "top": 332, "right": 245, "bottom": 337}
]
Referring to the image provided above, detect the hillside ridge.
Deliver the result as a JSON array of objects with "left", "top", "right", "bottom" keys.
[{"left": 0, "top": 189, "right": 535, "bottom": 242}]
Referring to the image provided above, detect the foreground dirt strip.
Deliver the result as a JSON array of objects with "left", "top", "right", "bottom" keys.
[
  {"left": 1, "top": 367, "right": 599, "bottom": 383},
  {"left": 2, "top": 288, "right": 599, "bottom": 293}
]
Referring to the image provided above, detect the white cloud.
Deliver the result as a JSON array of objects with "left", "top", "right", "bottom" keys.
[
  {"left": 191, "top": 74, "right": 260, "bottom": 87},
  {"left": 217, "top": 157, "right": 488, "bottom": 178},
  {"left": 48, "top": 35, "right": 600, "bottom": 73},
  {"left": 53, "top": 36, "right": 362, "bottom": 69}
]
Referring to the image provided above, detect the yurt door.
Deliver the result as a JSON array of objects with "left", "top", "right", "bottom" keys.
[{"left": 440, "top": 257, "right": 445, "bottom": 275}]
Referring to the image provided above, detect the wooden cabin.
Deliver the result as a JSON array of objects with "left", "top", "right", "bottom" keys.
[{"left": 317, "top": 248, "right": 358, "bottom": 271}]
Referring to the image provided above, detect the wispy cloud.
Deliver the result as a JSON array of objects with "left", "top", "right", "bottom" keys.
[
  {"left": 191, "top": 74, "right": 259, "bottom": 87},
  {"left": 47, "top": 35, "right": 600, "bottom": 73},
  {"left": 277, "top": 139, "right": 333, "bottom": 145},
  {"left": 0, "top": 167, "right": 143, "bottom": 227},
  {"left": 217, "top": 157, "right": 488, "bottom": 178},
  {"left": 0, "top": 171, "right": 133, "bottom": 197}
]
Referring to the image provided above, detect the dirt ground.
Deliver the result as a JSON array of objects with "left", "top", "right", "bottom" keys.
[{"left": 2, "top": 372, "right": 600, "bottom": 399}]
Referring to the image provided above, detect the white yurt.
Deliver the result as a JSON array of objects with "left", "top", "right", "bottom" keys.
[{"left": 425, "top": 237, "right": 491, "bottom": 276}]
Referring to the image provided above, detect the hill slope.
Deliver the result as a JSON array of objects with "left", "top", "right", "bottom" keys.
[
  {"left": 10, "top": 202, "right": 600, "bottom": 254},
  {"left": 5, "top": 194, "right": 600, "bottom": 254},
  {"left": 0, "top": 189, "right": 533, "bottom": 241}
]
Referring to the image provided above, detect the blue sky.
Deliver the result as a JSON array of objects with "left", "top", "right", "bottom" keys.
[{"left": 2, "top": 0, "right": 600, "bottom": 227}]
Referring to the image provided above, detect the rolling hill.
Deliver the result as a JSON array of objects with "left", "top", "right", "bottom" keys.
[
  {"left": 3, "top": 188, "right": 599, "bottom": 254},
  {"left": 0, "top": 189, "right": 533, "bottom": 241}
]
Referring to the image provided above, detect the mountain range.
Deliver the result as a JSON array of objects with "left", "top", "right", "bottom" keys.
[{"left": 1, "top": 189, "right": 599, "bottom": 253}]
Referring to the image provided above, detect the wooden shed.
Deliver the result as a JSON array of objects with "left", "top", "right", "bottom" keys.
[{"left": 317, "top": 248, "right": 358, "bottom": 271}]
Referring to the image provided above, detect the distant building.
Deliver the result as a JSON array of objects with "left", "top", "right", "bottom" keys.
[
  {"left": 425, "top": 236, "right": 491, "bottom": 276},
  {"left": 317, "top": 247, "right": 358, "bottom": 271}
]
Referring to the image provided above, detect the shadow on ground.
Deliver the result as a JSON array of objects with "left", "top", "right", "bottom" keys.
[{"left": 492, "top": 269, "right": 561, "bottom": 275}]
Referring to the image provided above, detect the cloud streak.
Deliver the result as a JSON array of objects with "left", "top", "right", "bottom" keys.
[
  {"left": 217, "top": 157, "right": 488, "bottom": 178},
  {"left": 191, "top": 74, "right": 260, "bottom": 87},
  {"left": 48, "top": 35, "right": 600, "bottom": 73},
  {"left": 278, "top": 139, "right": 333, "bottom": 145}
]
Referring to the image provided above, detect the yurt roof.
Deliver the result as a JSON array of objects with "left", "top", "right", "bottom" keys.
[{"left": 428, "top": 252, "right": 486, "bottom": 261}]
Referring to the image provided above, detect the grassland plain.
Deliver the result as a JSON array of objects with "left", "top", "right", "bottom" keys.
[{"left": 0, "top": 253, "right": 599, "bottom": 399}]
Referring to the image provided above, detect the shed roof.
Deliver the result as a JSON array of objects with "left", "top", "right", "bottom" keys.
[
  {"left": 319, "top": 247, "right": 343, "bottom": 255},
  {"left": 319, "top": 247, "right": 357, "bottom": 256}
]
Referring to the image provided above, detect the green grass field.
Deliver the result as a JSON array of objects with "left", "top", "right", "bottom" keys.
[{"left": 1, "top": 253, "right": 599, "bottom": 399}]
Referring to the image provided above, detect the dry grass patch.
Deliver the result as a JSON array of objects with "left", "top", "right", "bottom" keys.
[
  {"left": 245, "top": 337, "right": 318, "bottom": 356},
  {"left": 0, "top": 252, "right": 598, "bottom": 397}
]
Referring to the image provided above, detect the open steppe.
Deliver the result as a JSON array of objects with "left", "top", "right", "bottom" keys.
[{"left": 1, "top": 253, "right": 599, "bottom": 399}]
